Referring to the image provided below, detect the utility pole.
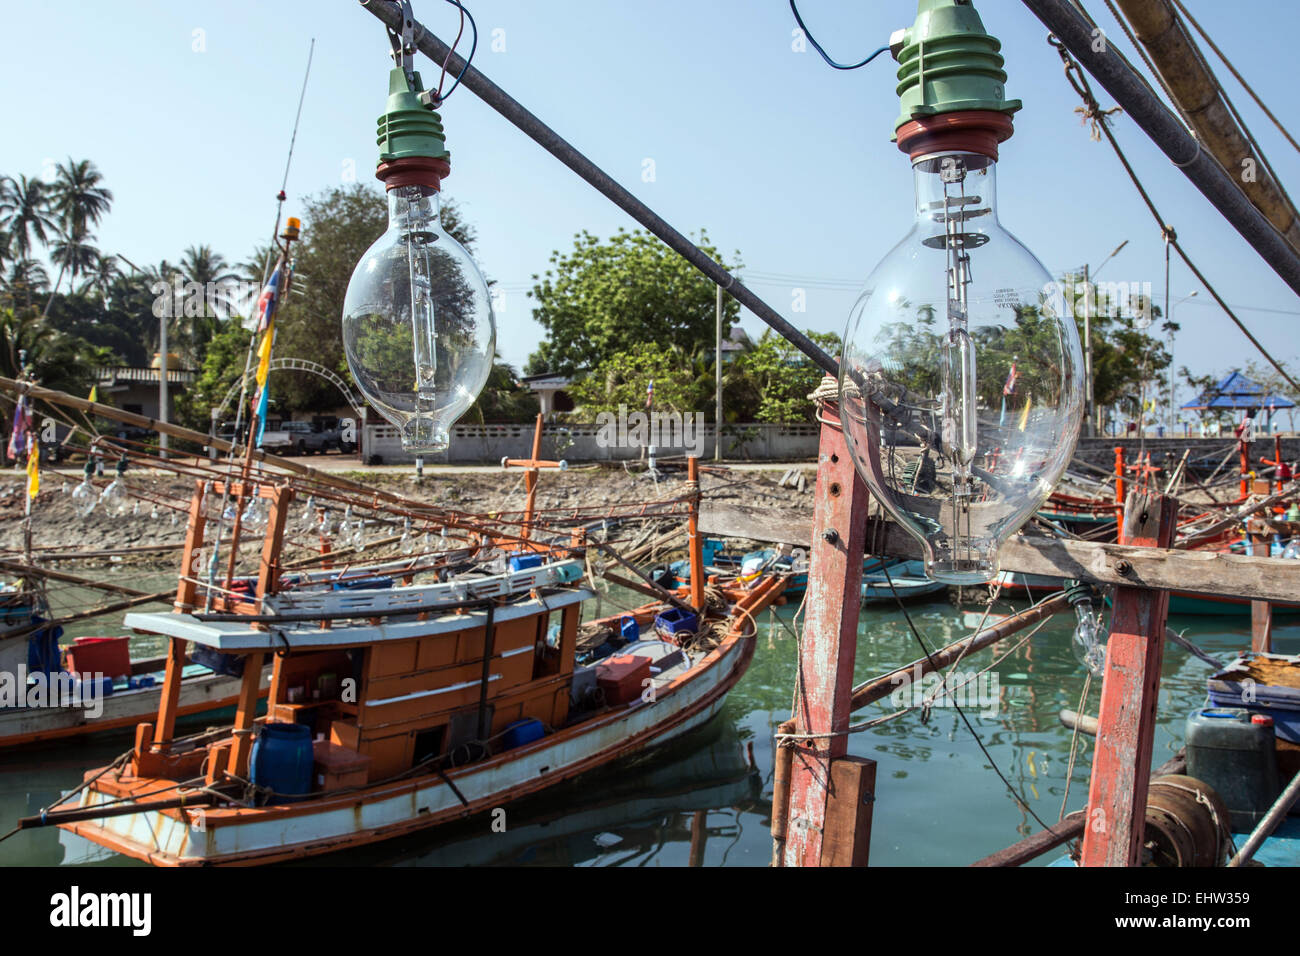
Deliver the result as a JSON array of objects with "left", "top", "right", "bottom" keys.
[
  {"left": 1082, "top": 263, "right": 1094, "bottom": 437},
  {"left": 715, "top": 283, "right": 723, "bottom": 461},
  {"left": 159, "top": 310, "right": 169, "bottom": 460},
  {"left": 1082, "top": 239, "right": 1129, "bottom": 437},
  {"left": 1169, "top": 291, "right": 1198, "bottom": 432}
]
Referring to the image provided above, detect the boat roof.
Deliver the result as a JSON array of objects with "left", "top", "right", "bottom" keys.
[{"left": 123, "top": 587, "right": 593, "bottom": 653}]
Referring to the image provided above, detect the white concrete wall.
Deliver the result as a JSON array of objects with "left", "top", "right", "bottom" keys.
[{"left": 362, "top": 422, "right": 820, "bottom": 464}]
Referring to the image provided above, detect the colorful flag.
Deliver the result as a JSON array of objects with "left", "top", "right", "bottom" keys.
[
  {"left": 645, "top": 379, "right": 654, "bottom": 410},
  {"left": 88, "top": 384, "right": 98, "bottom": 404},
  {"left": 25, "top": 435, "right": 38, "bottom": 499},
  {"left": 254, "top": 264, "right": 283, "bottom": 333},
  {"left": 7, "top": 399, "right": 30, "bottom": 462},
  {"left": 1002, "top": 362, "right": 1018, "bottom": 396}
]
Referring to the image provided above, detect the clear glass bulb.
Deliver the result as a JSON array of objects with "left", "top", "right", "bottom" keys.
[
  {"left": 840, "top": 151, "right": 1084, "bottom": 583},
  {"left": 241, "top": 497, "right": 268, "bottom": 531},
  {"left": 99, "top": 478, "right": 129, "bottom": 518},
  {"left": 72, "top": 477, "right": 97, "bottom": 516},
  {"left": 342, "top": 186, "right": 495, "bottom": 452},
  {"left": 1068, "top": 590, "right": 1107, "bottom": 677},
  {"left": 400, "top": 518, "right": 415, "bottom": 555}
]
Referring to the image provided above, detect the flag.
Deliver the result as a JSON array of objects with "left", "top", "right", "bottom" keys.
[
  {"left": 1017, "top": 395, "right": 1032, "bottom": 432},
  {"left": 7, "top": 399, "right": 30, "bottom": 461},
  {"left": 645, "top": 379, "right": 654, "bottom": 410},
  {"left": 25, "top": 435, "right": 38, "bottom": 499},
  {"left": 254, "top": 383, "right": 269, "bottom": 447},
  {"left": 255, "top": 323, "right": 274, "bottom": 389},
  {"left": 88, "top": 384, "right": 98, "bottom": 404},
  {"left": 254, "top": 263, "right": 283, "bottom": 333},
  {"left": 1002, "top": 362, "right": 1018, "bottom": 396}
]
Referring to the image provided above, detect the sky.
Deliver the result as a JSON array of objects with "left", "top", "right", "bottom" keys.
[{"left": 5, "top": 0, "right": 1300, "bottom": 413}]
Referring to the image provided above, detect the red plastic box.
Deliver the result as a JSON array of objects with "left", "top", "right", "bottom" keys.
[
  {"left": 65, "top": 636, "right": 132, "bottom": 680},
  {"left": 595, "top": 655, "right": 652, "bottom": 706}
]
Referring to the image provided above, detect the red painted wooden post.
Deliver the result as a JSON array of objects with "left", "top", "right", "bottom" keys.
[
  {"left": 1113, "top": 447, "right": 1126, "bottom": 539},
  {"left": 1249, "top": 525, "right": 1274, "bottom": 653},
  {"left": 781, "top": 401, "right": 869, "bottom": 867},
  {"left": 1079, "top": 491, "right": 1177, "bottom": 867}
]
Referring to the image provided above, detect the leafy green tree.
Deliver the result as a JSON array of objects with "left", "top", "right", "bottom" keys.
[
  {"left": 0, "top": 307, "right": 113, "bottom": 396},
  {"left": 731, "top": 329, "right": 842, "bottom": 424},
  {"left": 466, "top": 358, "right": 540, "bottom": 423},
  {"left": 174, "top": 322, "right": 254, "bottom": 430},
  {"left": 568, "top": 346, "right": 713, "bottom": 416},
  {"left": 525, "top": 228, "right": 741, "bottom": 376}
]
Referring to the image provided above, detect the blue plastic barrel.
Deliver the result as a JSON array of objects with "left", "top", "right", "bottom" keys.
[
  {"left": 250, "top": 722, "right": 314, "bottom": 801},
  {"left": 501, "top": 718, "right": 545, "bottom": 750}
]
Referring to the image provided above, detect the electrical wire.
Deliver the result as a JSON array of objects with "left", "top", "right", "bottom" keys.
[
  {"left": 788, "top": 0, "right": 889, "bottom": 71},
  {"left": 435, "top": 0, "right": 477, "bottom": 103}
]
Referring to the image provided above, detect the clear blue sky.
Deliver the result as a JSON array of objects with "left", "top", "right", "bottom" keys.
[{"left": 6, "top": 0, "right": 1300, "bottom": 410}]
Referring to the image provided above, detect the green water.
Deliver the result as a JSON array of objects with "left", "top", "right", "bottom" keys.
[{"left": 1, "top": 582, "right": 1295, "bottom": 867}]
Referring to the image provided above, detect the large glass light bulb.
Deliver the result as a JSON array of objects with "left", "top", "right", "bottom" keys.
[
  {"left": 342, "top": 186, "right": 494, "bottom": 453},
  {"left": 840, "top": 151, "right": 1084, "bottom": 583}
]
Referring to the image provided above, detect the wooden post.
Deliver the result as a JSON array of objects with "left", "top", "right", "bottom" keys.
[
  {"left": 155, "top": 480, "right": 207, "bottom": 748},
  {"left": 1079, "top": 491, "right": 1177, "bottom": 867},
  {"left": 501, "top": 414, "right": 565, "bottom": 542},
  {"left": 1249, "top": 524, "right": 1274, "bottom": 652},
  {"left": 227, "top": 652, "right": 267, "bottom": 778},
  {"left": 256, "top": 486, "right": 293, "bottom": 605},
  {"left": 687, "top": 456, "right": 705, "bottom": 612},
  {"left": 781, "top": 402, "right": 869, "bottom": 867}
]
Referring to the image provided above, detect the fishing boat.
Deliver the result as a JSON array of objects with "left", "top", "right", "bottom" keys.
[
  {"left": 0, "top": 587, "right": 266, "bottom": 750},
  {"left": 861, "top": 559, "right": 946, "bottom": 604},
  {"left": 42, "top": 475, "right": 785, "bottom": 865}
]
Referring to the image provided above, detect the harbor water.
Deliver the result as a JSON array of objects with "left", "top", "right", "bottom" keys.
[{"left": 0, "top": 575, "right": 1294, "bottom": 867}]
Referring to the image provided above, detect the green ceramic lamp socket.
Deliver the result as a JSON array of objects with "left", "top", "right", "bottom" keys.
[
  {"left": 890, "top": 0, "right": 1021, "bottom": 133},
  {"left": 376, "top": 67, "right": 449, "bottom": 165}
]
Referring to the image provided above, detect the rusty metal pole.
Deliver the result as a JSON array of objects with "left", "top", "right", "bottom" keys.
[
  {"left": 1114, "top": 447, "right": 1126, "bottom": 538},
  {"left": 1079, "top": 491, "right": 1176, "bottom": 867},
  {"left": 780, "top": 401, "right": 869, "bottom": 867}
]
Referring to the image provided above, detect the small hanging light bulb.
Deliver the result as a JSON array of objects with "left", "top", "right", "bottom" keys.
[
  {"left": 352, "top": 518, "right": 368, "bottom": 549},
  {"left": 100, "top": 456, "right": 133, "bottom": 518},
  {"left": 400, "top": 518, "right": 415, "bottom": 554},
  {"left": 341, "top": 43, "right": 494, "bottom": 453},
  {"left": 72, "top": 461, "right": 97, "bottom": 517},
  {"left": 1065, "top": 581, "right": 1107, "bottom": 677},
  {"left": 150, "top": 503, "right": 160, "bottom": 522},
  {"left": 301, "top": 495, "right": 318, "bottom": 529}
]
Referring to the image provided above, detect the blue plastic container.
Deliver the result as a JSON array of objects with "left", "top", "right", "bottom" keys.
[
  {"left": 501, "top": 718, "right": 545, "bottom": 750},
  {"left": 654, "top": 607, "right": 699, "bottom": 642},
  {"left": 73, "top": 675, "right": 114, "bottom": 701},
  {"left": 250, "top": 722, "right": 314, "bottom": 801},
  {"left": 128, "top": 675, "right": 157, "bottom": 690},
  {"left": 508, "top": 552, "right": 544, "bottom": 572},
  {"left": 618, "top": 615, "right": 640, "bottom": 644}
]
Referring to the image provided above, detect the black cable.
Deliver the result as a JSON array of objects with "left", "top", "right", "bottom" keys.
[
  {"left": 788, "top": 0, "right": 889, "bottom": 71},
  {"left": 880, "top": 561, "right": 1056, "bottom": 833}
]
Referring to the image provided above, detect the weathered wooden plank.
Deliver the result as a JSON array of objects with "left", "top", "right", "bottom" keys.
[
  {"left": 1080, "top": 492, "right": 1177, "bottom": 868},
  {"left": 819, "top": 756, "right": 876, "bottom": 867},
  {"left": 709, "top": 504, "right": 1300, "bottom": 602},
  {"left": 782, "top": 410, "right": 868, "bottom": 868}
]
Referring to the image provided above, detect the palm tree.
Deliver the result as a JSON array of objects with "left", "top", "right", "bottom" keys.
[
  {"left": 176, "top": 244, "right": 240, "bottom": 361},
  {"left": 0, "top": 176, "right": 57, "bottom": 304},
  {"left": 75, "top": 254, "right": 122, "bottom": 308},
  {"left": 43, "top": 159, "right": 113, "bottom": 315},
  {"left": 0, "top": 259, "right": 50, "bottom": 311}
]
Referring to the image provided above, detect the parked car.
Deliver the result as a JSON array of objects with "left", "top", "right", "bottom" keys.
[{"left": 282, "top": 419, "right": 353, "bottom": 455}]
